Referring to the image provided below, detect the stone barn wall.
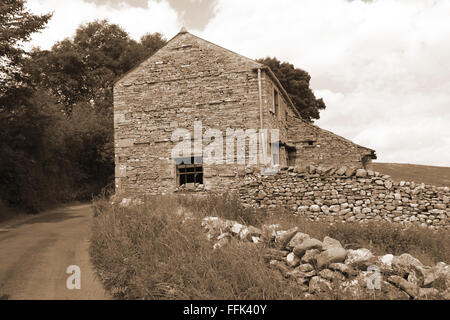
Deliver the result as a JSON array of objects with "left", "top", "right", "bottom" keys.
[
  {"left": 114, "top": 31, "right": 264, "bottom": 195},
  {"left": 287, "top": 117, "right": 376, "bottom": 169},
  {"left": 238, "top": 166, "right": 450, "bottom": 229},
  {"left": 114, "top": 29, "right": 378, "bottom": 198}
]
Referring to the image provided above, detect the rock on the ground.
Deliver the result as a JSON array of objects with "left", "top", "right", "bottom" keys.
[
  {"left": 345, "top": 248, "right": 375, "bottom": 265},
  {"left": 329, "top": 263, "right": 357, "bottom": 277},
  {"left": 379, "top": 254, "right": 394, "bottom": 269},
  {"left": 231, "top": 223, "right": 244, "bottom": 235},
  {"left": 297, "top": 263, "right": 315, "bottom": 273},
  {"left": 309, "top": 276, "right": 332, "bottom": 294},
  {"left": 316, "top": 247, "right": 348, "bottom": 269},
  {"left": 388, "top": 275, "right": 420, "bottom": 299},
  {"left": 275, "top": 227, "right": 299, "bottom": 249},
  {"left": 356, "top": 169, "right": 367, "bottom": 177},
  {"left": 286, "top": 252, "right": 301, "bottom": 268},
  {"left": 287, "top": 269, "right": 316, "bottom": 282},
  {"left": 263, "top": 249, "right": 289, "bottom": 262},
  {"left": 318, "top": 269, "right": 345, "bottom": 282},
  {"left": 239, "top": 226, "right": 262, "bottom": 241},
  {"left": 418, "top": 288, "right": 440, "bottom": 299},
  {"left": 293, "top": 238, "right": 323, "bottom": 258},
  {"left": 286, "top": 232, "right": 310, "bottom": 250},
  {"left": 391, "top": 253, "right": 424, "bottom": 277},
  {"left": 381, "top": 280, "right": 411, "bottom": 300},
  {"left": 322, "top": 236, "right": 343, "bottom": 251},
  {"left": 301, "top": 249, "right": 321, "bottom": 264}
]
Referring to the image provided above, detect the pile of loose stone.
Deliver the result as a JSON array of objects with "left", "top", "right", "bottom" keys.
[
  {"left": 201, "top": 216, "right": 450, "bottom": 300},
  {"left": 238, "top": 165, "right": 449, "bottom": 229}
]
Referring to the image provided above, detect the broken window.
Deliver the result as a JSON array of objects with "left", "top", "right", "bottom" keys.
[
  {"left": 287, "top": 147, "right": 297, "bottom": 167},
  {"left": 304, "top": 140, "right": 316, "bottom": 147},
  {"left": 175, "top": 156, "right": 203, "bottom": 186}
]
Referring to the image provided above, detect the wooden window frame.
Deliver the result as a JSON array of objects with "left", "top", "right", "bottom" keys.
[{"left": 175, "top": 156, "right": 203, "bottom": 186}]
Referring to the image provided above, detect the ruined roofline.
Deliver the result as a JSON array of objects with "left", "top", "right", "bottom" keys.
[{"left": 288, "top": 115, "right": 377, "bottom": 159}]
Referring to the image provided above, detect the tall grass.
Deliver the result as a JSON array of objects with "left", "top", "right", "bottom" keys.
[
  {"left": 179, "top": 194, "right": 450, "bottom": 265},
  {"left": 90, "top": 193, "right": 450, "bottom": 299},
  {"left": 90, "top": 194, "right": 303, "bottom": 300}
]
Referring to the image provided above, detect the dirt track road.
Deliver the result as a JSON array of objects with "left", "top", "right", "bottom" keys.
[{"left": 0, "top": 204, "right": 110, "bottom": 300}]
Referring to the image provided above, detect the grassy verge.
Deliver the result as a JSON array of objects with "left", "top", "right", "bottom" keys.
[
  {"left": 179, "top": 193, "right": 450, "bottom": 265},
  {"left": 90, "top": 193, "right": 450, "bottom": 299},
  {"left": 90, "top": 194, "right": 303, "bottom": 299}
]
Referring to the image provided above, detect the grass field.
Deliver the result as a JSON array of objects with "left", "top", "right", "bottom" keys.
[
  {"left": 368, "top": 162, "right": 450, "bottom": 187},
  {"left": 90, "top": 194, "right": 450, "bottom": 300}
]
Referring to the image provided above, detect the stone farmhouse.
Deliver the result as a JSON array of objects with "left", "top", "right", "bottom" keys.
[{"left": 114, "top": 28, "right": 376, "bottom": 195}]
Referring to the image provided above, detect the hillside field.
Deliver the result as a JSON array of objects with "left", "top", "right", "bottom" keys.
[{"left": 368, "top": 163, "right": 450, "bottom": 187}]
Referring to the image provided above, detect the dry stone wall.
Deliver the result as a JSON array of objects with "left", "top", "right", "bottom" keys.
[
  {"left": 238, "top": 165, "right": 450, "bottom": 229},
  {"left": 200, "top": 216, "right": 450, "bottom": 299}
]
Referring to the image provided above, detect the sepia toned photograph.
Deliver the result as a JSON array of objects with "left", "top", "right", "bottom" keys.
[{"left": 1, "top": 0, "right": 449, "bottom": 312}]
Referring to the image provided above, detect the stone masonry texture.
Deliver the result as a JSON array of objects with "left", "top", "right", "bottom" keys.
[
  {"left": 238, "top": 165, "right": 449, "bottom": 229},
  {"left": 114, "top": 29, "right": 376, "bottom": 196}
]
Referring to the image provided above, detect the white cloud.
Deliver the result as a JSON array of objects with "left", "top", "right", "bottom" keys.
[
  {"left": 200, "top": 0, "right": 450, "bottom": 166},
  {"left": 26, "top": 0, "right": 182, "bottom": 50},
  {"left": 23, "top": 0, "right": 450, "bottom": 166}
]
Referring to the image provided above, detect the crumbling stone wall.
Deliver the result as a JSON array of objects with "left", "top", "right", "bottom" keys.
[
  {"left": 114, "top": 31, "right": 265, "bottom": 195},
  {"left": 287, "top": 117, "right": 376, "bottom": 169},
  {"left": 114, "top": 30, "right": 377, "bottom": 197},
  {"left": 199, "top": 215, "right": 450, "bottom": 299},
  {"left": 238, "top": 166, "right": 450, "bottom": 229}
]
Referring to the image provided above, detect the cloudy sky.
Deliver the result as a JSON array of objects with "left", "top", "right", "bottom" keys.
[{"left": 26, "top": 0, "right": 450, "bottom": 166}]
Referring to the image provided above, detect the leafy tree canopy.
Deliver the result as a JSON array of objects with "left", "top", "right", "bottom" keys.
[
  {"left": 257, "top": 57, "right": 326, "bottom": 122},
  {"left": 0, "top": 0, "right": 52, "bottom": 97},
  {"left": 30, "top": 20, "right": 167, "bottom": 114}
]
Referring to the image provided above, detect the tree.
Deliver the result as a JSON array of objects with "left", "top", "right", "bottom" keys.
[
  {"left": 0, "top": 0, "right": 53, "bottom": 211},
  {"left": 257, "top": 57, "right": 326, "bottom": 122},
  {"left": 31, "top": 20, "right": 167, "bottom": 114},
  {"left": 21, "top": 21, "right": 168, "bottom": 208},
  {"left": 0, "top": 0, "right": 52, "bottom": 97}
]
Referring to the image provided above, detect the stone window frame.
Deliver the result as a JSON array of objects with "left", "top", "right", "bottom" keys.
[{"left": 175, "top": 156, "right": 203, "bottom": 186}]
